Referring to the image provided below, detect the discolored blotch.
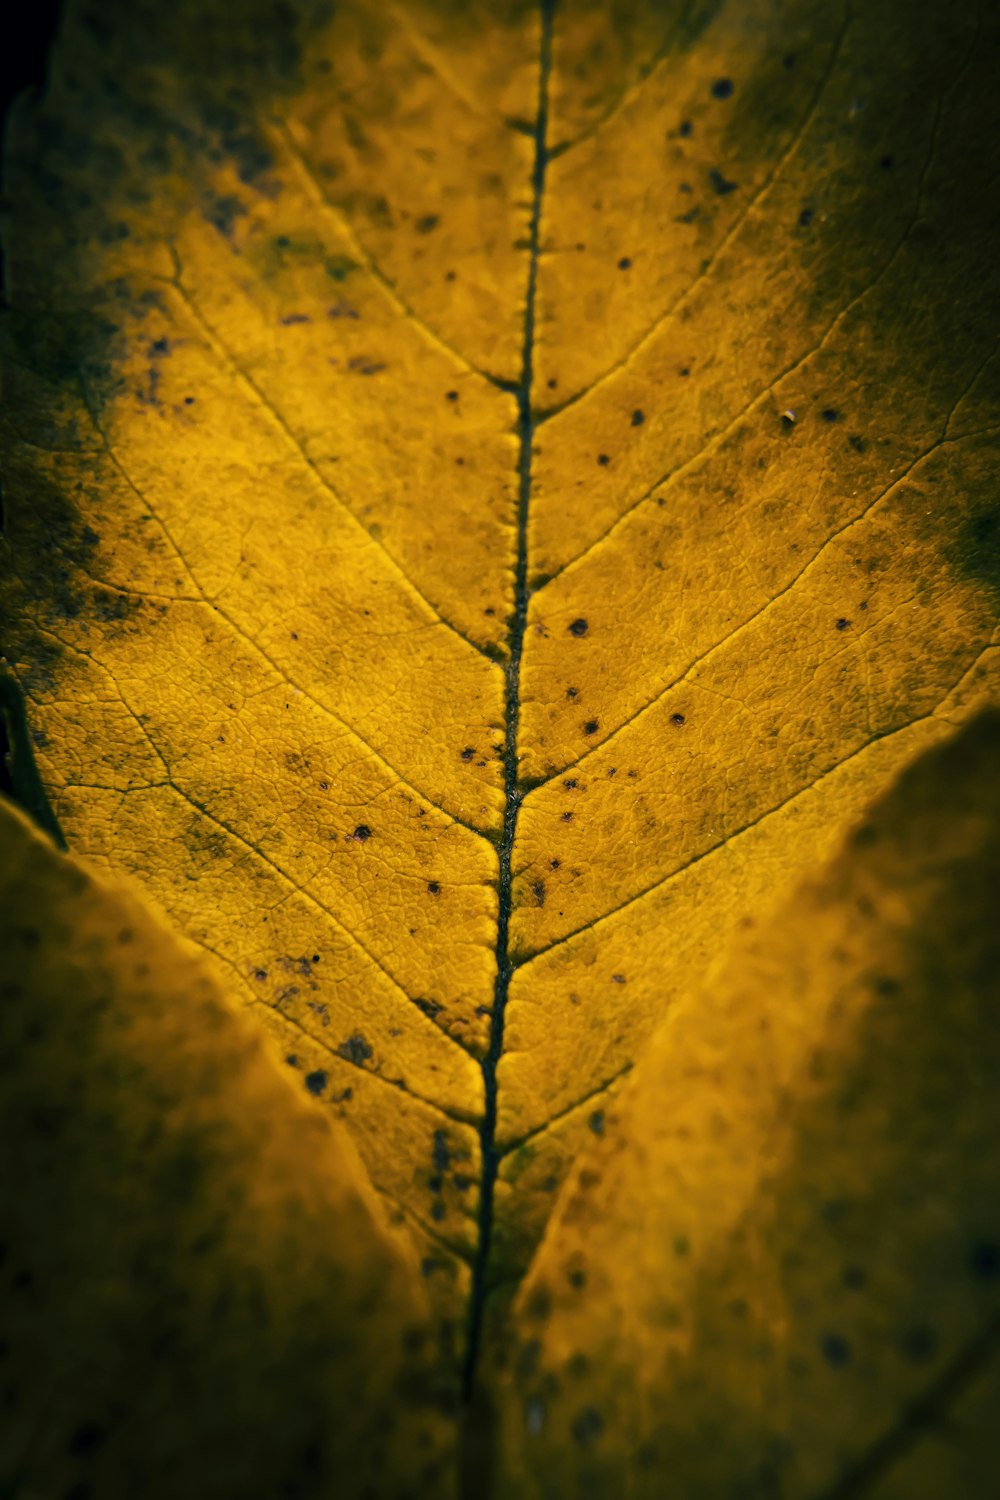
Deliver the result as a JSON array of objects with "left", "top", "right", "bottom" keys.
[
  {"left": 304, "top": 1069, "right": 327, "bottom": 1096},
  {"left": 571, "top": 1407, "right": 605, "bottom": 1447},
  {"left": 337, "top": 1034, "right": 373, "bottom": 1066},
  {"left": 820, "top": 1331, "right": 852, "bottom": 1368},
  {"left": 709, "top": 167, "right": 737, "bottom": 195},
  {"left": 947, "top": 500, "right": 1000, "bottom": 602}
]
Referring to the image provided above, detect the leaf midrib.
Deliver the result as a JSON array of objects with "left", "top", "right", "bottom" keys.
[{"left": 461, "top": 0, "right": 556, "bottom": 1404}]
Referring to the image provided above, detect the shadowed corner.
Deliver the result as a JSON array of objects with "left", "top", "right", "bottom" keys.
[
  {"left": 0, "top": 0, "right": 63, "bottom": 158},
  {"left": 0, "top": 672, "right": 65, "bottom": 847}
]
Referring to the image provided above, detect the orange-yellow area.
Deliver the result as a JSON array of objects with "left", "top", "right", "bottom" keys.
[{"left": 2, "top": 0, "right": 998, "bottom": 1367}]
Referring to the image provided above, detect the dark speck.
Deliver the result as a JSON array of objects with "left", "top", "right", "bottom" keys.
[
  {"left": 588, "top": 1110, "right": 604, "bottom": 1136},
  {"left": 446, "top": 390, "right": 459, "bottom": 402},
  {"left": 849, "top": 434, "right": 867, "bottom": 452},
  {"left": 150, "top": 337, "right": 169, "bottom": 356},
  {"left": 821, "top": 407, "right": 840, "bottom": 422},
  {"left": 285, "top": 1054, "right": 298, "bottom": 1067},
  {"left": 352, "top": 824, "right": 372, "bottom": 841},
  {"left": 611, "top": 973, "right": 626, "bottom": 984},
  {"left": 460, "top": 746, "right": 475, "bottom": 761},
  {"left": 428, "top": 881, "right": 441, "bottom": 895},
  {"left": 583, "top": 719, "right": 599, "bottom": 735},
  {"left": 709, "top": 168, "right": 738, "bottom": 195},
  {"left": 432, "top": 1129, "right": 451, "bottom": 1172},
  {"left": 880, "top": 154, "right": 894, "bottom": 170},
  {"left": 416, "top": 214, "right": 439, "bottom": 233},
  {"left": 183, "top": 396, "right": 196, "bottom": 405},
  {"left": 899, "top": 1324, "right": 938, "bottom": 1363},
  {"left": 821, "top": 1332, "right": 852, "bottom": 1367},
  {"left": 563, "top": 779, "right": 578, "bottom": 789},
  {"left": 338, "top": 1034, "right": 373, "bottom": 1065},
  {"left": 430, "top": 1199, "right": 446, "bottom": 1222},
  {"left": 618, "top": 256, "right": 632, "bottom": 270},
  {"left": 678, "top": 119, "right": 693, "bottom": 137},
  {"left": 670, "top": 712, "right": 686, "bottom": 726},
  {"left": 532, "top": 879, "right": 546, "bottom": 906},
  {"left": 631, "top": 409, "right": 645, "bottom": 426},
  {"left": 305, "top": 1069, "right": 328, "bottom": 1096},
  {"left": 571, "top": 1407, "right": 605, "bottom": 1447},
  {"left": 566, "top": 687, "right": 578, "bottom": 699},
  {"left": 783, "top": 52, "right": 797, "bottom": 68},
  {"left": 799, "top": 207, "right": 814, "bottom": 227},
  {"left": 835, "top": 617, "right": 851, "bottom": 631},
  {"left": 710, "top": 77, "right": 734, "bottom": 99},
  {"left": 597, "top": 453, "right": 610, "bottom": 466},
  {"left": 970, "top": 1241, "right": 1000, "bottom": 1278},
  {"left": 69, "top": 1422, "right": 106, "bottom": 1456},
  {"left": 561, "top": 811, "right": 573, "bottom": 822},
  {"left": 568, "top": 618, "right": 589, "bottom": 637}
]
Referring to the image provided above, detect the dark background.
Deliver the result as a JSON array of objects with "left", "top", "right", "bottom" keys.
[
  {"left": 0, "top": 0, "right": 63, "bottom": 800},
  {"left": 0, "top": 0, "right": 63, "bottom": 151}
]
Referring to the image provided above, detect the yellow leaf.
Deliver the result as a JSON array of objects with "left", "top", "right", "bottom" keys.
[
  {"left": 495, "top": 710, "right": 1000, "bottom": 1498},
  {"left": 1, "top": 0, "right": 998, "bottom": 1482},
  {"left": 0, "top": 797, "right": 453, "bottom": 1498}
]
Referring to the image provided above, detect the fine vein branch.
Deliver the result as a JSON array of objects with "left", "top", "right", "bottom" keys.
[{"left": 462, "top": 0, "right": 555, "bottom": 1401}]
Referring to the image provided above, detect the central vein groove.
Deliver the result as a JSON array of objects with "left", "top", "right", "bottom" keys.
[{"left": 462, "top": 0, "right": 555, "bottom": 1402}]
